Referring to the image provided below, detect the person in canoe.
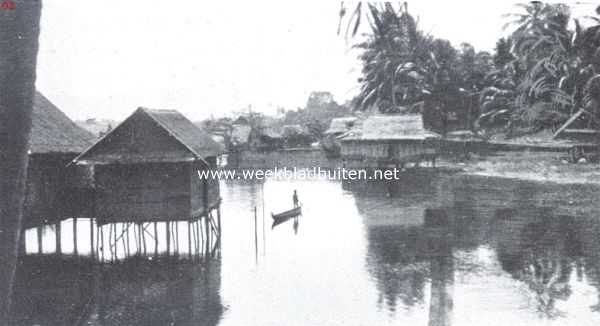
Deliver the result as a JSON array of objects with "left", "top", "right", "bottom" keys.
[{"left": 293, "top": 190, "right": 299, "bottom": 207}]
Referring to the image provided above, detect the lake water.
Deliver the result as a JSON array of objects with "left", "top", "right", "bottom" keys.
[{"left": 10, "top": 172, "right": 600, "bottom": 325}]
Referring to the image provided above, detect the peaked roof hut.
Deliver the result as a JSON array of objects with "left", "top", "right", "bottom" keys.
[
  {"left": 73, "top": 108, "right": 225, "bottom": 224},
  {"left": 340, "top": 114, "right": 440, "bottom": 168}
]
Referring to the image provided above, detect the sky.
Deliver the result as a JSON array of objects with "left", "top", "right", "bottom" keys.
[{"left": 35, "top": 1, "right": 599, "bottom": 122}]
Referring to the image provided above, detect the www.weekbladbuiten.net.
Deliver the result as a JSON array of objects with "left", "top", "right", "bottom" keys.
[{"left": 197, "top": 167, "right": 406, "bottom": 181}]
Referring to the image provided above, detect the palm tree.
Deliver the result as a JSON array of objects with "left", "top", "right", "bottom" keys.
[{"left": 0, "top": 0, "right": 43, "bottom": 321}]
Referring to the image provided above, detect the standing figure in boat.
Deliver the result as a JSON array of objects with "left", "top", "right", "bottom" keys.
[{"left": 293, "top": 190, "right": 299, "bottom": 208}]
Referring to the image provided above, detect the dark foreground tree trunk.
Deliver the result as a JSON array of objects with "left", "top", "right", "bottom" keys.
[{"left": 0, "top": 0, "right": 42, "bottom": 323}]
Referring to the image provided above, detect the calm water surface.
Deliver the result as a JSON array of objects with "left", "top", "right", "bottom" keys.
[{"left": 11, "top": 172, "right": 600, "bottom": 325}]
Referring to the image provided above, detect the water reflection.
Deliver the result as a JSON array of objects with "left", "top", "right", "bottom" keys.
[
  {"left": 346, "top": 174, "right": 600, "bottom": 325},
  {"left": 10, "top": 256, "right": 223, "bottom": 326},
  {"left": 8, "top": 173, "right": 600, "bottom": 325}
]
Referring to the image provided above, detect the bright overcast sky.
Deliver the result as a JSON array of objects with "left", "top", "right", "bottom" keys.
[{"left": 36, "top": 1, "right": 598, "bottom": 121}]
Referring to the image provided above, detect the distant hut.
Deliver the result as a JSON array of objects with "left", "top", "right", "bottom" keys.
[
  {"left": 339, "top": 114, "right": 440, "bottom": 168},
  {"left": 72, "top": 108, "right": 224, "bottom": 224},
  {"left": 230, "top": 124, "right": 252, "bottom": 150},
  {"left": 325, "top": 117, "right": 357, "bottom": 137},
  {"left": 249, "top": 127, "right": 284, "bottom": 151},
  {"left": 23, "top": 92, "right": 96, "bottom": 228},
  {"left": 282, "top": 124, "right": 312, "bottom": 148}
]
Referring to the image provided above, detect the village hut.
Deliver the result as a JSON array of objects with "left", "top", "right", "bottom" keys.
[
  {"left": 248, "top": 126, "right": 284, "bottom": 151},
  {"left": 339, "top": 114, "right": 441, "bottom": 168},
  {"left": 230, "top": 123, "right": 252, "bottom": 150},
  {"left": 72, "top": 107, "right": 224, "bottom": 224},
  {"left": 325, "top": 117, "right": 358, "bottom": 136},
  {"left": 282, "top": 124, "right": 312, "bottom": 148},
  {"left": 23, "top": 92, "right": 97, "bottom": 228}
]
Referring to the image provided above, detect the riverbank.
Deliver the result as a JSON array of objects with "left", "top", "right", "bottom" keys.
[{"left": 451, "top": 150, "right": 600, "bottom": 185}]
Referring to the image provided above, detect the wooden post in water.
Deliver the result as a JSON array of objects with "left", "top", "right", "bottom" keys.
[
  {"left": 18, "top": 230, "right": 26, "bottom": 256},
  {"left": 73, "top": 218, "right": 78, "bottom": 256},
  {"left": 204, "top": 215, "right": 210, "bottom": 256},
  {"left": 125, "top": 223, "right": 130, "bottom": 257},
  {"left": 108, "top": 223, "right": 113, "bottom": 262},
  {"left": 89, "top": 218, "right": 94, "bottom": 258},
  {"left": 166, "top": 221, "right": 171, "bottom": 256},
  {"left": 141, "top": 223, "right": 146, "bottom": 256},
  {"left": 154, "top": 222, "right": 158, "bottom": 257},
  {"left": 37, "top": 226, "right": 42, "bottom": 254},
  {"left": 187, "top": 221, "right": 192, "bottom": 259},
  {"left": 55, "top": 222, "right": 61, "bottom": 255}
]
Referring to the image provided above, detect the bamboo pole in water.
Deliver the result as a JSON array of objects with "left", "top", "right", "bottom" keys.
[
  {"left": 166, "top": 221, "right": 170, "bottom": 256},
  {"left": 55, "top": 222, "right": 61, "bottom": 255},
  {"left": 90, "top": 218, "right": 94, "bottom": 259},
  {"left": 37, "top": 226, "right": 42, "bottom": 254},
  {"left": 125, "top": 223, "right": 130, "bottom": 257},
  {"left": 73, "top": 218, "right": 78, "bottom": 256},
  {"left": 154, "top": 222, "right": 158, "bottom": 257}
]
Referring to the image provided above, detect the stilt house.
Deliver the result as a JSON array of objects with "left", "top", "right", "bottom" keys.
[
  {"left": 24, "top": 92, "right": 96, "bottom": 228},
  {"left": 72, "top": 108, "right": 224, "bottom": 224},
  {"left": 339, "top": 114, "right": 440, "bottom": 168}
]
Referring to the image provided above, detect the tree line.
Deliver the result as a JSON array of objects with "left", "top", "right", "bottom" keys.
[{"left": 340, "top": 1, "right": 600, "bottom": 137}]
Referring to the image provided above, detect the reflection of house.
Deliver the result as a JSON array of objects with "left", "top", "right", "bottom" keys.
[
  {"left": 24, "top": 92, "right": 96, "bottom": 227},
  {"left": 11, "top": 256, "right": 224, "bottom": 326},
  {"left": 339, "top": 114, "right": 440, "bottom": 168},
  {"left": 73, "top": 108, "right": 224, "bottom": 224}
]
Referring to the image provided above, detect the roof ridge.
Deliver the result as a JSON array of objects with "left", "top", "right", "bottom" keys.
[{"left": 138, "top": 108, "right": 209, "bottom": 166}]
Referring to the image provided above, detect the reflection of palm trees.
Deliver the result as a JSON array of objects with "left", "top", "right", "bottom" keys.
[
  {"left": 494, "top": 212, "right": 582, "bottom": 319},
  {"left": 518, "top": 254, "right": 571, "bottom": 318}
]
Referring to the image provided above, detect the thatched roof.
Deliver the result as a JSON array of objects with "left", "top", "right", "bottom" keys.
[
  {"left": 341, "top": 114, "right": 440, "bottom": 141},
  {"left": 145, "top": 108, "right": 224, "bottom": 157},
  {"left": 73, "top": 107, "right": 224, "bottom": 165},
  {"left": 282, "top": 124, "right": 308, "bottom": 137},
  {"left": 325, "top": 117, "right": 357, "bottom": 135},
  {"left": 29, "top": 92, "right": 96, "bottom": 154}
]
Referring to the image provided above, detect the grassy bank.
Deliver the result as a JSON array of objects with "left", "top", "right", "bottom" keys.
[{"left": 452, "top": 151, "right": 600, "bottom": 185}]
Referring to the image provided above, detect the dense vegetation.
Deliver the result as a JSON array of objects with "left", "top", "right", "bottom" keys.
[{"left": 340, "top": 2, "right": 600, "bottom": 137}]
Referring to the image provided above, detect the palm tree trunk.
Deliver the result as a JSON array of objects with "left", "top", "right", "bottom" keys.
[{"left": 0, "top": 0, "right": 43, "bottom": 321}]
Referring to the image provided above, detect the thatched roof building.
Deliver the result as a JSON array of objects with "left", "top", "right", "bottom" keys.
[
  {"left": 24, "top": 92, "right": 96, "bottom": 227},
  {"left": 342, "top": 114, "right": 440, "bottom": 141},
  {"left": 340, "top": 114, "right": 440, "bottom": 168},
  {"left": 30, "top": 92, "right": 96, "bottom": 154},
  {"left": 73, "top": 108, "right": 223, "bottom": 165},
  {"left": 325, "top": 117, "right": 357, "bottom": 136},
  {"left": 73, "top": 108, "right": 224, "bottom": 224}
]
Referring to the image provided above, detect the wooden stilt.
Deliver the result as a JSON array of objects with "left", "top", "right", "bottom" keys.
[
  {"left": 108, "top": 223, "right": 114, "bottom": 262},
  {"left": 95, "top": 225, "right": 100, "bottom": 259},
  {"left": 125, "top": 223, "right": 130, "bottom": 257},
  {"left": 154, "top": 222, "right": 158, "bottom": 257},
  {"left": 73, "top": 217, "right": 78, "bottom": 256},
  {"left": 90, "top": 218, "right": 94, "bottom": 258},
  {"left": 121, "top": 224, "right": 127, "bottom": 260},
  {"left": 55, "top": 222, "right": 61, "bottom": 254},
  {"left": 188, "top": 221, "right": 192, "bottom": 259},
  {"left": 100, "top": 225, "right": 104, "bottom": 262},
  {"left": 166, "top": 221, "right": 171, "bottom": 256},
  {"left": 174, "top": 222, "right": 179, "bottom": 255},
  {"left": 37, "top": 225, "right": 43, "bottom": 254},
  {"left": 141, "top": 223, "right": 147, "bottom": 256}
]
